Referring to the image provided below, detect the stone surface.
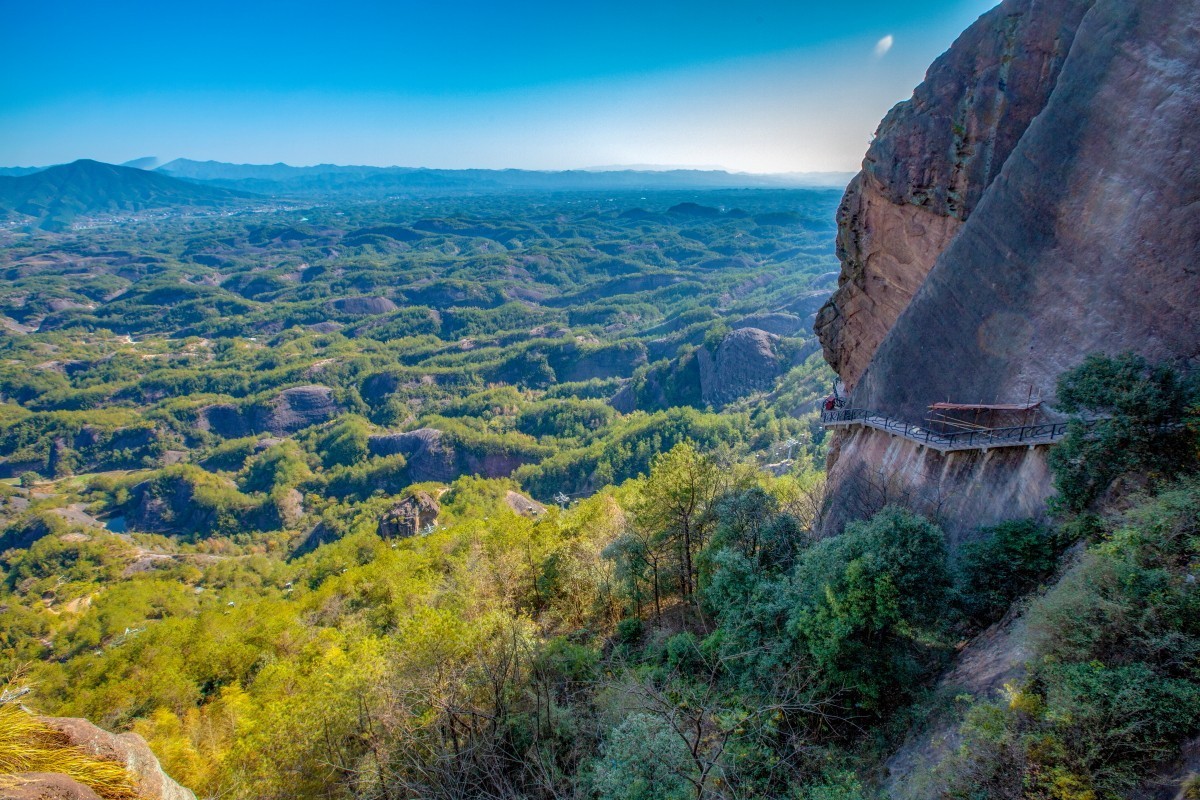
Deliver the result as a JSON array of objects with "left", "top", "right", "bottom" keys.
[
  {"left": 379, "top": 490, "right": 440, "bottom": 538},
  {"left": 731, "top": 312, "right": 803, "bottom": 336},
  {"left": 815, "top": 0, "right": 1095, "bottom": 390},
  {"left": 0, "top": 773, "right": 103, "bottom": 800},
  {"left": 817, "top": 0, "right": 1200, "bottom": 537},
  {"left": 327, "top": 295, "right": 397, "bottom": 315},
  {"left": 505, "top": 490, "right": 546, "bottom": 517},
  {"left": 821, "top": 425, "right": 1056, "bottom": 546},
  {"left": 256, "top": 385, "right": 341, "bottom": 435},
  {"left": 367, "top": 427, "right": 531, "bottom": 484},
  {"left": 38, "top": 717, "right": 196, "bottom": 800},
  {"left": 850, "top": 0, "right": 1200, "bottom": 420},
  {"left": 198, "top": 384, "right": 341, "bottom": 437},
  {"left": 368, "top": 428, "right": 457, "bottom": 483},
  {"left": 697, "top": 327, "right": 784, "bottom": 408}
]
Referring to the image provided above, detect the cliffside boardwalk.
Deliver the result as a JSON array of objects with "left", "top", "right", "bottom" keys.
[{"left": 819, "top": 407, "right": 1091, "bottom": 453}]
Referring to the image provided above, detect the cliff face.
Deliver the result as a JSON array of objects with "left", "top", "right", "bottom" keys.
[
  {"left": 815, "top": 0, "right": 1095, "bottom": 390},
  {"left": 851, "top": 0, "right": 1200, "bottom": 419},
  {"left": 816, "top": 0, "right": 1200, "bottom": 535}
]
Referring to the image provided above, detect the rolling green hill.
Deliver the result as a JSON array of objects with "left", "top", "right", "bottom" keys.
[{"left": 0, "top": 159, "right": 254, "bottom": 231}]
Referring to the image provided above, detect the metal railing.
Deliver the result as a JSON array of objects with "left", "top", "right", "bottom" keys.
[{"left": 820, "top": 407, "right": 1098, "bottom": 451}]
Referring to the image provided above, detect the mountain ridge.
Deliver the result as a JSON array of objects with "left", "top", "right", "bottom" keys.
[
  {"left": 0, "top": 159, "right": 255, "bottom": 231},
  {"left": 154, "top": 158, "right": 854, "bottom": 196}
]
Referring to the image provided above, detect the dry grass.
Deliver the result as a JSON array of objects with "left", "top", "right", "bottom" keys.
[{"left": 0, "top": 703, "right": 138, "bottom": 799}]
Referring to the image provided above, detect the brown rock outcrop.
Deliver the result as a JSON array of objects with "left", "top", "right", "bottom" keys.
[
  {"left": 367, "top": 427, "right": 532, "bottom": 484},
  {"left": 368, "top": 428, "right": 457, "bottom": 483},
  {"left": 37, "top": 717, "right": 195, "bottom": 800},
  {"left": 815, "top": 0, "right": 1095, "bottom": 390},
  {"left": 379, "top": 490, "right": 440, "bottom": 538},
  {"left": 328, "top": 296, "right": 397, "bottom": 316},
  {"left": 697, "top": 327, "right": 784, "bottom": 408},
  {"left": 256, "top": 385, "right": 340, "bottom": 435},
  {"left": 0, "top": 772, "right": 103, "bottom": 800},
  {"left": 198, "top": 384, "right": 341, "bottom": 438},
  {"left": 849, "top": 0, "right": 1200, "bottom": 420},
  {"left": 504, "top": 490, "right": 546, "bottom": 517}
]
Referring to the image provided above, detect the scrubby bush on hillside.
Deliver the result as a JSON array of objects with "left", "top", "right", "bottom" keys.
[
  {"left": 1049, "top": 353, "right": 1197, "bottom": 512},
  {"left": 791, "top": 506, "right": 953, "bottom": 712},
  {"left": 943, "top": 479, "right": 1200, "bottom": 798},
  {"left": 955, "top": 519, "right": 1059, "bottom": 625}
]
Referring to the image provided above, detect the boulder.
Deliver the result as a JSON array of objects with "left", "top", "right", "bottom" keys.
[
  {"left": 39, "top": 716, "right": 196, "bottom": 800},
  {"left": 0, "top": 772, "right": 103, "bottom": 800}
]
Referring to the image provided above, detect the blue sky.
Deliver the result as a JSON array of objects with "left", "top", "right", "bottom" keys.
[{"left": 0, "top": 0, "right": 998, "bottom": 172}]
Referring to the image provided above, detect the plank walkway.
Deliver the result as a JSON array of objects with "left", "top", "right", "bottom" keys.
[{"left": 819, "top": 408, "right": 1089, "bottom": 453}]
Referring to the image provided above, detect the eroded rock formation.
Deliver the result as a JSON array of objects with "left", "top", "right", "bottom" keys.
[
  {"left": 368, "top": 428, "right": 458, "bottom": 483},
  {"left": 697, "top": 327, "right": 785, "bottom": 408},
  {"left": 816, "top": 0, "right": 1200, "bottom": 537},
  {"left": 379, "top": 490, "right": 440, "bottom": 538},
  {"left": 367, "top": 427, "right": 532, "bottom": 484},
  {"left": 198, "top": 384, "right": 341, "bottom": 437},
  {"left": 815, "top": 0, "right": 1095, "bottom": 391}
]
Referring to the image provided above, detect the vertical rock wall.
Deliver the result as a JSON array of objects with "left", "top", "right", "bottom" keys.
[
  {"left": 822, "top": 428, "right": 1056, "bottom": 545},
  {"left": 815, "top": 0, "right": 1094, "bottom": 391},
  {"left": 815, "top": 0, "right": 1200, "bottom": 537}
]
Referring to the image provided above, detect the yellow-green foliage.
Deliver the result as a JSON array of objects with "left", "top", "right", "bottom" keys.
[{"left": 0, "top": 703, "right": 137, "bottom": 799}]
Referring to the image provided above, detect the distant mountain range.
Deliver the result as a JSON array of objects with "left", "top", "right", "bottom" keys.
[
  {"left": 0, "top": 158, "right": 852, "bottom": 230},
  {"left": 2, "top": 157, "right": 852, "bottom": 198},
  {"left": 153, "top": 158, "right": 852, "bottom": 196},
  {"left": 0, "top": 159, "right": 254, "bottom": 231}
]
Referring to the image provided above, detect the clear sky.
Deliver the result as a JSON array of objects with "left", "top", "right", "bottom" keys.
[{"left": 0, "top": 0, "right": 998, "bottom": 173}]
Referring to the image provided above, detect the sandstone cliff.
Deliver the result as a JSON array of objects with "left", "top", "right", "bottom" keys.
[
  {"left": 815, "top": 0, "right": 1095, "bottom": 391},
  {"left": 816, "top": 0, "right": 1200, "bottom": 537}
]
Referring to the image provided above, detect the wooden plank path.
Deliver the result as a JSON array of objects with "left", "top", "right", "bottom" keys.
[{"left": 819, "top": 408, "right": 1089, "bottom": 453}]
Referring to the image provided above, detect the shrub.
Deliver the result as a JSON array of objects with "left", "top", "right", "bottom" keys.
[
  {"left": 590, "top": 713, "right": 694, "bottom": 800},
  {"left": 1048, "top": 353, "right": 1197, "bottom": 513},
  {"left": 615, "top": 617, "right": 643, "bottom": 645},
  {"left": 791, "top": 506, "right": 953, "bottom": 711},
  {"left": 942, "top": 480, "right": 1200, "bottom": 797},
  {"left": 956, "top": 519, "right": 1058, "bottom": 625}
]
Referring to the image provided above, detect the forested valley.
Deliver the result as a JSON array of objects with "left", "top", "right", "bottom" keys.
[{"left": 1, "top": 179, "right": 1197, "bottom": 799}]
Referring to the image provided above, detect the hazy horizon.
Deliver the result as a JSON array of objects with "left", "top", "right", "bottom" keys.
[{"left": 2, "top": 0, "right": 998, "bottom": 173}]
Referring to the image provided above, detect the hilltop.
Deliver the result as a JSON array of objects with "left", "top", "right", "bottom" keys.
[{"left": 0, "top": 159, "right": 254, "bottom": 231}]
